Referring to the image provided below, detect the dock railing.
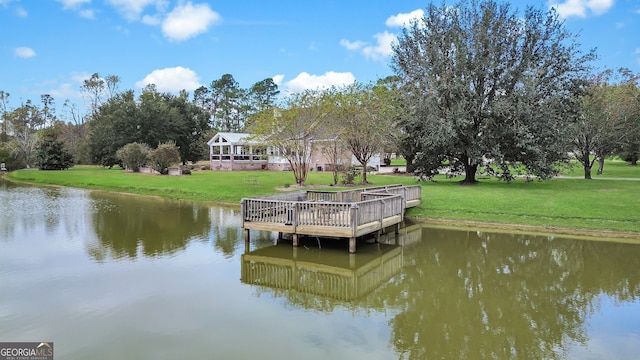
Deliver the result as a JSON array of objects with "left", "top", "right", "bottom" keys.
[{"left": 242, "top": 194, "right": 404, "bottom": 234}]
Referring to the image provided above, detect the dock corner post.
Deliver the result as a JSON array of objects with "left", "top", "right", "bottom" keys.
[
  {"left": 244, "top": 228, "right": 250, "bottom": 242},
  {"left": 349, "top": 237, "right": 356, "bottom": 253},
  {"left": 240, "top": 198, "right": 247, "bottom": 228},
  {"left": 374, "top": 230, "right": 380, "bottom": 243},
  {"left": 293, "top": 234, "right": 299, "bottom": 247},
  {"left": 394, "top": 223, "right": 400, "bottom": 234}
]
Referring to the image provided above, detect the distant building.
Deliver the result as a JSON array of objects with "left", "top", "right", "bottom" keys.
[{"left": 206, "top": 132, "right": 380, "bottom": 171}]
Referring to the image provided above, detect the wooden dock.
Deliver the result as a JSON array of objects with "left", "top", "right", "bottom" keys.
[{"left": 241, "top": 184, "right": 421, "bottom": 253}]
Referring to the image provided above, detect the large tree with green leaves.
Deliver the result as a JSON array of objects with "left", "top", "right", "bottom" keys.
[
  {"left": 34, "top": 124, "right": 74, "bottom": 170},
  {"left": 88, "top": 86, "right": 210, "bottom": 167},
  {"left": 572, "top": 69, "right": 640, "bottom": 178},
  {"left": 392, "top": 0, "right": 593, "bottom": 183}
]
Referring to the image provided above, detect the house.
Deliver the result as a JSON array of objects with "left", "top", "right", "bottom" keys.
[
  {"left": 206, "top": 132, "right": 380, "bottom": 171},
  {"left": 207, "top": 132, "right": 269, "bottom": 171}
]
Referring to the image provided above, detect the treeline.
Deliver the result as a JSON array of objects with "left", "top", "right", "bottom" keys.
[{"left": 0, "top": 73, "right": 280, "bottom": 170}]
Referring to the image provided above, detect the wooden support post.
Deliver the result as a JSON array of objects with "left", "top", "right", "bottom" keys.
[
  {"left": 375, "top": 230, "right": 381, "bottom": 243},
  {"left": 349, "top": 237, "right": 356, "bottom": 253},
  {"left": 293, "top": 234, "right": 299, "bottom": 247},
  {"left": 278, "top": 232, "right": 283, "bottom": 242},
  {"left": 244, "top": 228, "right": 250, "bottom": 242},
  {"left": 394, "top": 223, "right": 400, "bottom": 234}
]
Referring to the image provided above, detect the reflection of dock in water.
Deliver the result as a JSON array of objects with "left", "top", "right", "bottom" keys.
[{"left": 241, "top": 242, "right": 403, "bottom": 301}]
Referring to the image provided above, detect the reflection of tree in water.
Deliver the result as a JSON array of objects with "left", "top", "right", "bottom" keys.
[
  {"left": 209, "top": 207, "right": 244, "bottom": 257},
  {"left": 87, "top": 192, "right": 211, "bottom": 260},
  {"left": 386, "top": 228, "right": 640, "bottom": 360},
  {"left": 1, "top": 181, "right": 97, "bottom": 243}
]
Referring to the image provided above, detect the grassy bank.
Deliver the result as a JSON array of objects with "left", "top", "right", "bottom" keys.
[{"left": 6, "top": 163, "right": 640, "bottom": 234}]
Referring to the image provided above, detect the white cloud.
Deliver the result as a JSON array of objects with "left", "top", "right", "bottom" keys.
[
  {"left": 548, "top": 0, "right": 614, "bottom": 18},
  {"left": 279, "top": 71, "right": 356, "bottom": 93},
  {"left": 341, "top": 9, "right": 422, "bottom": 62},
  {"left": 340, "top": 39, "right": 365, "bottom": 51},
  {"left": 78, "top": 9, "right": 94, "bottom": 19},
  {"left": 141, "top": 14, "right": 161, "bottom": 26},
  {"left": 385, "top": 9, "right": 424, "bottom": 28},
  {"left": 106, "top": 0, "right": 168, "bottom": 21},
  {"left": 272, "top": 74, "right": 285, "bottom": 87},
  {"left": 341, "top": 31, "right": 396, "bottom": 62},
  {"left": 161, "top": 2, "right": 220, "bottom": 41},
  {"left": 15, "top": 7, "right": 27, "bottom": 17},
  {"left": 362, "top": 31, "right": 396, "bottom": 61},
  {"left": 135, "top": 66, "right": 202, "bottom": 92},
  {"left": 48, "top": 83, "right": 81, "bottom": 101},
  {"left": 56, "top": 0, "right": 90, "bottom": 9},
  {"left": 15, "top": 47, "right": 36, "bottom": 58}
]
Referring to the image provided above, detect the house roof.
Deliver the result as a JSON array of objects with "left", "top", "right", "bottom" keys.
[{"left": 207, "top": 132, "right": 263, "bottom": 146}]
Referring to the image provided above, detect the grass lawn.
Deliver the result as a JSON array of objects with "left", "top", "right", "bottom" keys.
[
  {"left": 6, "top": 162, "right": 640, "bottom": 234},
  {"left": 561, "top": 158, "right": 640, "bottom": 179}
]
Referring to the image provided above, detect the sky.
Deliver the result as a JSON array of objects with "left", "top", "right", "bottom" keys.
[{"left": 1, "top": 0, "right": 639, "bottom": 118}]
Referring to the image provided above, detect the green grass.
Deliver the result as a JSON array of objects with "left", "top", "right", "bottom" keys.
[
  {"left": 409, "top": 176, "right": 640, "bottom": 233},
  {"left": 6, "top": 166, "right": 416, "bottom": 204},
  {"left": 390, "top": 157, "right": 407, "bottom": 166},
  {"left": 561, "top": 158, "right": 640, "bottom": 179},
  {"left": 6, "top": 163, "right": 640, "bottom": 234}
]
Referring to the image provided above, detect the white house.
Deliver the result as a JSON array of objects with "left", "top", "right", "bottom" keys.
[{"left": 206, "top": 132, "right": 380, "bottom": 171}]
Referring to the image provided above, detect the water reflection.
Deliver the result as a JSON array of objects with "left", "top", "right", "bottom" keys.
[
  {"left": 387, "top": 227, "right": 640, "bottom": 360},
  {"left": 242, "top": 242, "right": 403, "bottom": 303},
  {"left": 2, "top": 179, "right": 639, "bottom": 359},
  {"left": 87, "top": 192, "right": 212, "bottom": 261}
]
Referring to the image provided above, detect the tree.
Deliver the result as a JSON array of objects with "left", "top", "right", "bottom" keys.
[
  {"left": 5, "top": 100, "right": 44, "bottom": 168},
  {"left": 209, "top": 74, "right": 245, "bottom": 132},
  {"left": 81, "top": 72, "right": 121, "bottom": 115},
  {"left": 88, "top": 86, "right": 210, "bottom": 167},
  {"left": 170, "top": 90, "right": 211, "bottom": 164},
  {"left": 248, "top": 89, "right": 329, "bottom": 186},
  {"left": 34, "top": 124, "right": 74, "bottom": 170},
  {"left": 116, "top": 142, "right": 150, "bottom": 172},
  {"left": 572, "top": 69, "right": 639, "bottom": 178},
  {"left": 88, "top": 90, "right": 138, "bottom": 167},
  {"left": 331, "top": 82, "right": 396, "bottom": 184},
  {"left": 149, "top": 142, "right": 180, "bottom": 175},
  {"left": 391, "top": 0, "right": 593, "bottom": 183},
  {"left": 1, "top": 91, "right": 10, "bottom": 143},
  {"left": 249, "top": 78, "right": 280, "bottom": 113}
]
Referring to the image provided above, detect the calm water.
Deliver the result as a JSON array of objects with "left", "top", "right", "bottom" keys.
[{"left": 1, "top": 179, "right": 639, "bottom": 359}]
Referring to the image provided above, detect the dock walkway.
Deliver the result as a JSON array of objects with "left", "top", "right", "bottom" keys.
[{"left": 241, "top": 184, "right": 421, "bottom": 253}]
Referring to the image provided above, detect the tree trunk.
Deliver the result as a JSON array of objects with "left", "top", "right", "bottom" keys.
[
  {"left": 405, "top": 154, "right": 415, "bottom": 174},
  {"left": 361, "top": 165, "right": 368, "bottom": 184},
  {"left": 596, "top": 157, "right": 605, "bottom": 175},
  {"left": 462, "top": 162, "right": 478, "bottom": 184},
  {"left": 582, "top": 152, "right": 592, "bottom": 179}
]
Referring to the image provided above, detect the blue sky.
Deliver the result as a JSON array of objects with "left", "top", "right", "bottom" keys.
[{"left": 1, "top": 0, "right": 639, "bottom": 118}]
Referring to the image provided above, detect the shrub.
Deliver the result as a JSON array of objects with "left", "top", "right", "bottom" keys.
[
  {"left": 149, "top": 142, "right": 180, "bottom": 175},
  {"left": 116, "top": 142, "right": 150, "bottom": 172}
]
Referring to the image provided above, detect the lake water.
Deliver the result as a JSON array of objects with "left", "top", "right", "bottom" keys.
[{"left": 1, "top": 179, "right": 639, "bottom": 359}]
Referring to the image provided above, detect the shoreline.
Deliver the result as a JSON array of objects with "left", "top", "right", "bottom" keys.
[{"left": 4, "top": 175, "right": 640, "bottom": 243}]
